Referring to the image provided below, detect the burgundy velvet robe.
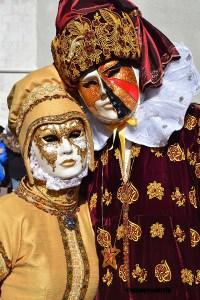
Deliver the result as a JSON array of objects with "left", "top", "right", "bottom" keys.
[{"left": 82, "top": 104, "right": 200, "bottom": 300}]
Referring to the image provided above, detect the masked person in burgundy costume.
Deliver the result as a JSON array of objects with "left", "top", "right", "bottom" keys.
[
  {"left": 52, "top": 0, "right": 200, "bottom": 299},
  {"left": 0, "top": 65, "right": 99, "bottom": 300}
]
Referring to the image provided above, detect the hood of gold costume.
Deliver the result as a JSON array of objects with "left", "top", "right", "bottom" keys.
[{"left": 7, "top": 65, "right": 94, "bottom": 185}]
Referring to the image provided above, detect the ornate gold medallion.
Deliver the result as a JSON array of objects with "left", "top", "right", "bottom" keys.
[
  {"left": 155, "top": 260, "right": 172, "bottom": 283},
  {"left": 190, "top": 228, "right": 200, "bottom": 247},
  {"left": 117, "top": 182, "right": 139, "bottom": 204},
  {"left": 97, "top": 228, "right": 112, "bottom": 248},
  {"left": 119, "top": 264, "right": 129, "bottom": 282},
  {"left": 184, "top": 114, "right": 198, "bottom": 130},
  {"left": 127, "top": 220, "right": 142, "bottom": 241},
  {"left": 189, "top": 187, "right": 197, "bottom": 208}
]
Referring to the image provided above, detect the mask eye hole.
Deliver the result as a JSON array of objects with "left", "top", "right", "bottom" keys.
[
  {"left": 43, "top": 135, "right": 59, "bottom": 143},
  {"left": 82, "top": 80, "right": 98, "bottom": 88},
  {"left": 106, "top": 66, "right": 121, "bottom": 78},
  {"left": 69, "top": 130, "right": 82, "bottom": 139}
]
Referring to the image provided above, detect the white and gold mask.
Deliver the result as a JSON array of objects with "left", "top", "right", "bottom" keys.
[{"left": 30, "top": 119, "right": 88, "bottom": 188}]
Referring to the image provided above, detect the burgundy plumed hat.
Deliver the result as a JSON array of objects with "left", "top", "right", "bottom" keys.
[{"left": 52, "top": 0, "right": 180, "bottom": 90}]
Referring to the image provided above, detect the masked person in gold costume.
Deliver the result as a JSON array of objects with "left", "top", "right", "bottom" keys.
[{"left": 0, "top": 65, "right": 99, "bottom": 300}]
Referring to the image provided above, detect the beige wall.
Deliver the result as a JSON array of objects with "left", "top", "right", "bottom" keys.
[{"left": 137, "top": 0, "right": 200, "bottom": 71}]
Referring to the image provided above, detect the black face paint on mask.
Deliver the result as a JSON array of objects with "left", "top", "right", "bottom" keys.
[{"left": 103, "top": 82, "right": 131, "bottom": 119}]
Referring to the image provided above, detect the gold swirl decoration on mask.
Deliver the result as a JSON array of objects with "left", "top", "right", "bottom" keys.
[{"left": 52, "top": 8, "right": 141, "bottom": 87}]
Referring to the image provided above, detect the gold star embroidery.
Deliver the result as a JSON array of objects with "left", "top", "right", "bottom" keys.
[{"left": 101, "top": 246, "right": 120, "bottom": 270}]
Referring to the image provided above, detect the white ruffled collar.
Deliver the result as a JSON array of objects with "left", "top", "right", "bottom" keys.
[{"left": 88, "top": 43, "right": 200, "bottom": 150}]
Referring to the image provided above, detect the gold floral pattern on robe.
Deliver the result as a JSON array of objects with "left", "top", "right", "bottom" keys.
[
  {"left": 184, "top": 114, "right": 198, "bottom": 130},
  {"left": 102, "top": 189, "right": 112, "bottom": 206},
  {"left": 102, "top": 268, "right": 113, "bottom": 286},
  {"left": 181, "top": 268, "right": 194, "bottom": 286},
  {"left": 101, "top": 149, "right": 109, "bottom": 165},
  {"left": 190, "top": 228, "right": 200, "bottom": 247},
  {"left": 150, "top": 223, "right": 165, "bottom": 238},
  {"left": 195, "top": 163, "right": 200, "bottom": 179},
  {"left": 167, "top": 143, "right": 185, "bottom": 162},
  {"left": 147, "top": 181, "right": 164, "bottom": 200},
  {"left": 150, "top": 148, "right": 163, "bottom": 158},
  {"left": 171, "top": 187, "right": 186, "bottom": 207},
  {"left": 195, "top": 270, "right": 200, "bottom": 285},
  {"left": 189, "top": 186, "right": 197, "bottom": 208},
  {"left": 132, "top": 264, "right": 148, "bottom": 283},
  {"left": 90, "top": 193, "right": 98, "bottom": 210},
  {"left": 155, "top": 260, "right": 172, "bottom": 283},
  {"left": 187, "top": 149, "right": 197, "bottom": 165},
  {"left": 116, "top": 224, "right": 124, "bottom": 240},
  {"left": 131, "top": 145, "right": 141, "bottom": 158},
  {"left": 173, "top": 225, "right": 186, "bottom": 243}
]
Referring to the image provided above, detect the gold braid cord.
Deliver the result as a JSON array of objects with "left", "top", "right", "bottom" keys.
[{"left": 52, "top": 8, "right": 141, "bottom": 86}]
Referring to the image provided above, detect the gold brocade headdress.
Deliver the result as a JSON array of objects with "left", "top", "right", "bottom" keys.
[
  {"left": 52, "top": 8, "right": 141, "bottom": 87},
  {"left": 52, "top": 0, "right": 180, "bottom": 90},
  {"left": 8, "top": 65, "right": 94, "bottom": 185}
]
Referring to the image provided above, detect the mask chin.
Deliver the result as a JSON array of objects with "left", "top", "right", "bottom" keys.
[{"left": 29, "top": 145, "right": 88, "bottom": 191}]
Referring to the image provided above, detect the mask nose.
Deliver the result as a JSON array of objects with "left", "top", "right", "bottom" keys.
[
  {"left": 98, "top": 77, "right": 107, "bottom": 100},
  {"left": 60, "top": 138, "right": 73, "bottom": 155}
]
